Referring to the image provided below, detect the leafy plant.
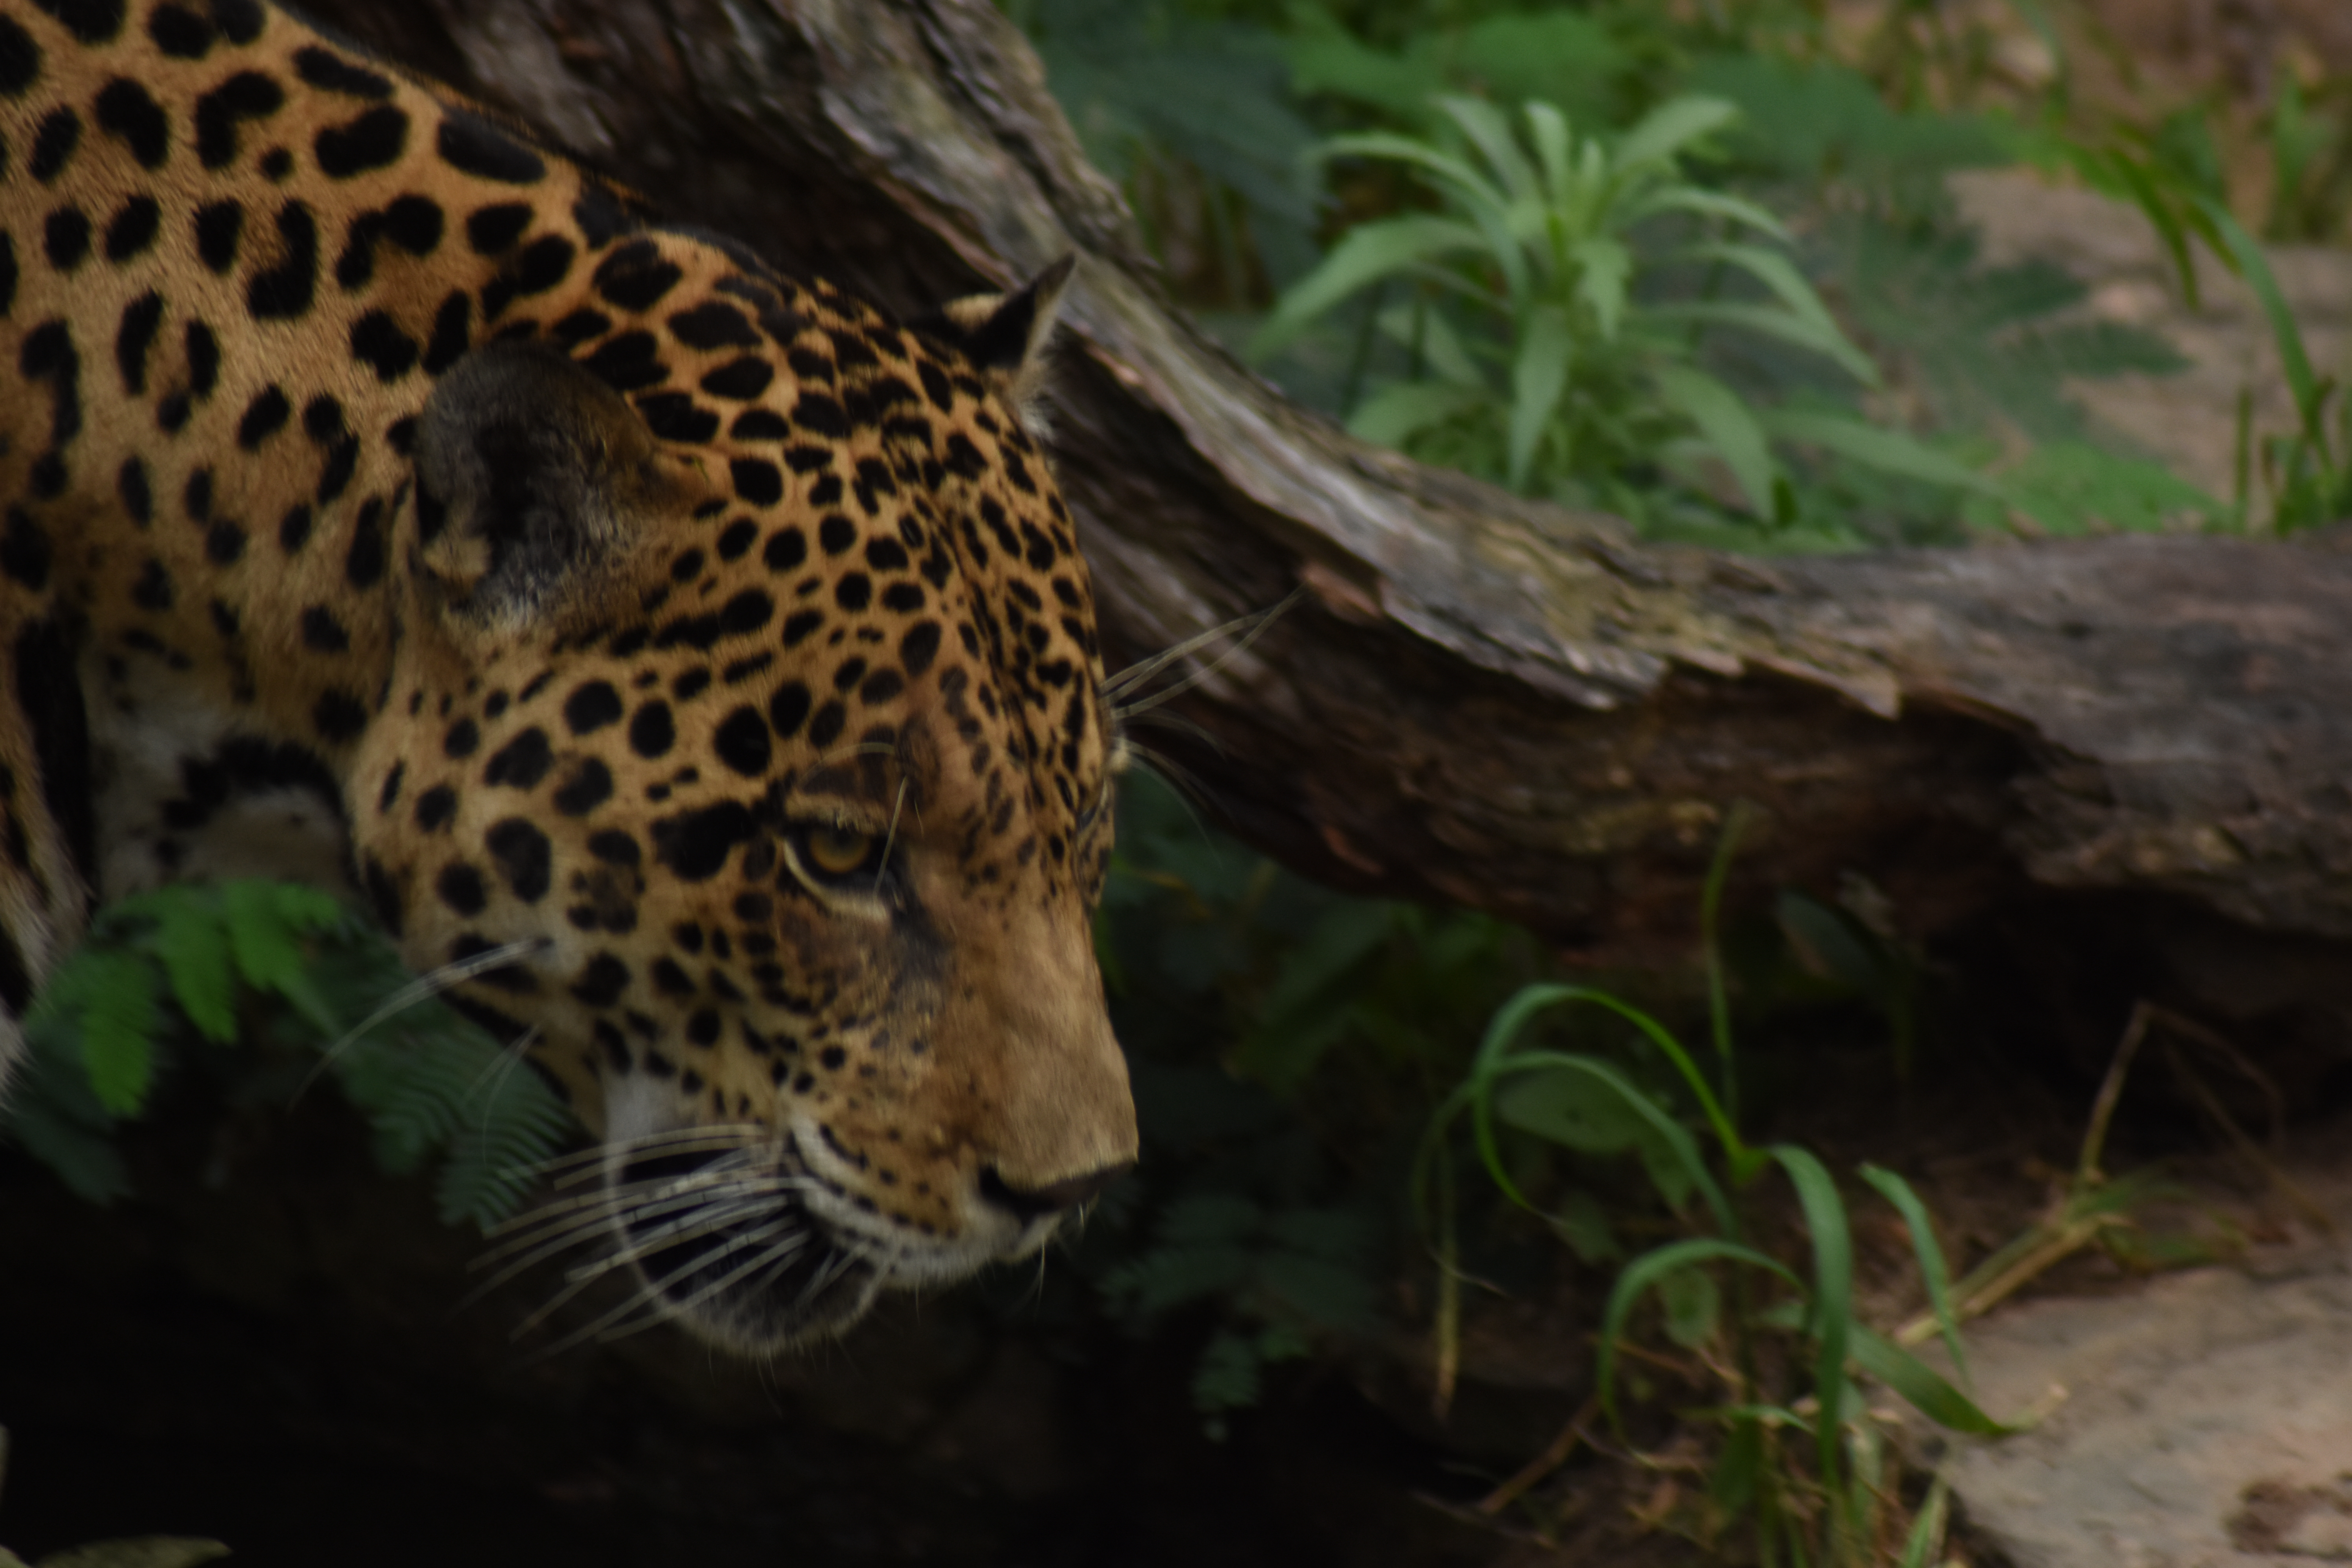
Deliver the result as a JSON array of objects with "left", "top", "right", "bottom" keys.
[
  {"left": 1077, "top": 766, "right": 1541, "bottom": 1432},
  {"left": 1249, "top": 91, "right": 2117, "bottom": 544},
  {"left": 2051, "top": 116, "right": 2352, "bottom": 533},
  {"left": 1420, "top": 821, "right": 2017, "bottom": 1562},
  {"left": 1096, "top": 1186, "right": 1379, "bottom": 1436},
  {"left": 0, "top": 881, "right": 575, "bottom": 1230}
]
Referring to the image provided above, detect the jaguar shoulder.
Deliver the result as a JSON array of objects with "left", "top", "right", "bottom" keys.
[{"left": 0, "top": 0, "right": 1136, "bottom": 1348}]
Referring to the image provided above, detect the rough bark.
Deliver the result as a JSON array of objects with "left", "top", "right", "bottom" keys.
[{"left": 311, "top": 0, "right": 2352, "bottom": 956}]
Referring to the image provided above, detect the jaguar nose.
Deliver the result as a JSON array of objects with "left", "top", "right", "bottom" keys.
[{"left": 978, "top": 1161, "right": 1135, "bottom": 1222}]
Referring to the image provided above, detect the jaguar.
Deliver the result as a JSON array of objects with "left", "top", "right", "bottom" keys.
[{"left": 0, "top": 0, "right": 1138, "bottom": 1349}]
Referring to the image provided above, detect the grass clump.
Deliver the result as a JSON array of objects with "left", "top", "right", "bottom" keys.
[{"left": 1419, "top": 816, "right": 2018, "bottom": 1563}]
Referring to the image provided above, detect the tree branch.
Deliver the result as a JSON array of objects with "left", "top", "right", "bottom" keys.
[{"left": 314, "top": 0, "right": 2352, "bottom": 951}]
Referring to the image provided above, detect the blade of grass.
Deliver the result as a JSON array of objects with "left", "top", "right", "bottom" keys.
[
  {"left": 1768, "top": 1144, "right": 1852, "bottom": 1496},
  {"left": 1700, "top": 802, "right": 1754, "bottom": 1139},
  {"left": 1859, "top": 1163, "right": 1968, "bottom": 1388},
  {"left": 2199, "top": 196, "right": 2329, "bottom": 460},
  {"left": 1897, "top": 1475, "right": 1952, "bottom": 1568}
]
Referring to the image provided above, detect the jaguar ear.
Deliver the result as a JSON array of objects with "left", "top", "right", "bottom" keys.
[
  {"left": 414, "top": 341, "right": 703, "bottom": 632},
  {"left": 910, "top": 254, "right": 1077, "bottom": 430}
]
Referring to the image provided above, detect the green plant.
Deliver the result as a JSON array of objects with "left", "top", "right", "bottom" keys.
[
  {"left": 2202, "top": 198, "right": 2352, "bottom": 533},
  {"left": 1074, "top": 766, "right": 1543, "bottom": 1433},
  {"left": 2263, "top": 74, "right": 2352, "bottom": 246},
  {"left": 1018, "top": 0, "right": 2220, "bottom": 548},
  {"left": 1253, "top": 93, "right": 1888, "bottom": 514},
  {"left": 1095, "top": 1186, "right": 1380, "bottom": 1436},
  {"left": 1420, "top": 820, "right": 2016, "bottom": 1563},
  {"left": 0, "top": 881, "right": 576, "bottom": 1230},
  {"left": 1247, "top": 89, "right": 2150, "bottom": 548},
  {"left": 2058, "top": 118, "right": 2351, "bottom": 532}
]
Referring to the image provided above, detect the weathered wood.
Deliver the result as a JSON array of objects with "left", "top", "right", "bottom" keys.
[{"left": 314, "top": 0, "right": 2352, "bottom": 953}]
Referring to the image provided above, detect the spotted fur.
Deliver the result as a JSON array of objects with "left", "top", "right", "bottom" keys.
[{"left": 0, "top": 0, "right": 1135, "bottom": 1347}]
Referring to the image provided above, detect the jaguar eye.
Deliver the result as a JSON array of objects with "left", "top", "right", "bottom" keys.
[{"left": 802, "top": 824, "right": 878, "bottom": 879}]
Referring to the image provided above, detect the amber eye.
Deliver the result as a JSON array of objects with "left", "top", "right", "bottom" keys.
[{"left": 802, "top": 824, "right": 878, "bottom": 879}]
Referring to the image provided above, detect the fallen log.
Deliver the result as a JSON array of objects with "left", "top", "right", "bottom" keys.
[{"left": 313, "top": 0, "right": 2352, "bottom": 958}]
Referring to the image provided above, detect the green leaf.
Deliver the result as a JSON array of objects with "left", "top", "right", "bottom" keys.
[
  {"left": 223, "top": 879, "right": 338, "bottom": 1031},
  {"left": 1191, "top": 1327, "right": 1263, "bottom": 1416},
  {"left": 1495, "top": 1066, "right": 1655, "bottom": 1156},
  {"left": 1572, "top": 238, "right": 1630, "bottom": 341},
  {"left": 2103, "top": 151, "right": 2205, "bottom": 307},
  {"left": 1860, "top": 1163, "right": 1969, "bottom": 1389},
  {"left": 153, "top": 893, "right": 237, "bottom": 1044},
  {"left": 1318, "top": 132, "right": 1507, "bottom": 220},
  {"left": 1227, "top": 900, "right": 1394, "bottom": 1091},
  {"left": 1768, "top": 1143, "right": 1854, "bottom": 1493},
  {"left": 1495, "top": 1065, "right": 1700, "bottom": 1214},
  {"left": 428, "top": 1041, "right": 577, "bottom": 1229},
  {"left": 1120, "top": 1243, "right": 1255, "bottom": 1314},
  {"left": 1847, "top": 1322, "right": 2025, "bottom": 1436},
  {"left": 1614, "top": 95, "right": 1738, "bottom": 174},
  {"left": 1676, "top": 242, "right": 1878, "bottom": 384},
  {"left": 1775, "top": 891, "right": 1885, "bottom": 995},
  {"left": 1899, "top": 1476, "right": 1954, "bottom": 1568},
  {"left": 1468, "top": 982, "right": 1750, "bottom": 1183},
  {"left": 1347, "top": 381, "right": 1489, "bottom": 446},
  {"left": 1761, "top": 409, "right": 2006, "bottom": 496},
  {"left": 0, "top": 1076, "right": 132, "bottom": 1204},
  {"left": 1436, "top": 95, "right": 1541, "bottom": 207},
  {"left": 1658, "top": 1263, "right": 1722, "bottom": 1349},
  {"left": 1652, "top": 364, "right": 1775, "bottom": 515},
  {"left": 1525, "top": 100, "right": 1575, "bottom": 210},
  {"left": 1508, "top": 303, "right": 1573, "bottom": 491},
  {"left": 1649, "top": 300, "right": 1877, "bottom": 384},
  {"left": 1476, "top": 1049, "right": 1724, "bottom": 1225},
  {"left": 1250, "top": 215, "right": 1490, "bottom": 359},
  {"left": 2199, "top": 196, "right": 2325, "bottom": 451},
  {"left": 1628, "top": 185, "right": 1790, "bottom": 240},
  {"left": 1376, "top": 301, "right": 1484, "bottom": 388},
  {"left": 1995, "top": 439, "right": 2227, "bottom": 535},
  {"left": 75, "top": 952, "right": 160, "bottom": 1116}
]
